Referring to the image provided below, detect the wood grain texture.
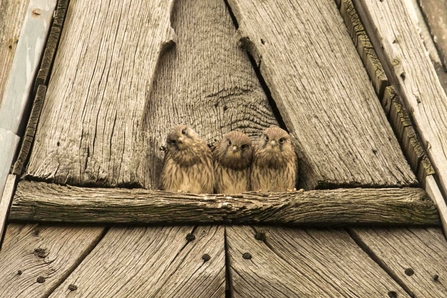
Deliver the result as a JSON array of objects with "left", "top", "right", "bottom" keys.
[
  {"left": 351, "top": 227, "right": 447, "bottom": 297},
  {"left": 49, "top": 226, "right": 225, "bottom": 298},
  {"left": 0, "top": 0, "right": 30, "bottom": 107},
  {"left": 0, "top": 223, "right": 104, "bottom": 298},
  {"left": 354, "top": 0, "right": 447, "bottom": 206},
  {"left": 0, "top": 175, "right": 16, "bottom": 247},
  {"left": 227, "top": 0, "right": 417, "bottom": 189},
  {"left": 24, "top": 0, "right": 176, "bottom": 188},
  {"left": 227, "top": 226, "right": 407, "bottom": 297},
  {"left": 10, "top": 180, "right": 439, "bottom": 226},
  {"left": 25, "top": 0, "right": 277, "bottom": 189},
  {"left": 0, "top": 0, "right": 56, "bottom": 134}
]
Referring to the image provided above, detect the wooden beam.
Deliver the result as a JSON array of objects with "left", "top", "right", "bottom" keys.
[
  {"left": 353, "top": 0, "right": 447, "bottom": 212},
  {"left": 0, "top": 175, "right": 16, "bottom": 247},
  {"left": 9, "top": 181, "right": 439, "bottom": 226}
]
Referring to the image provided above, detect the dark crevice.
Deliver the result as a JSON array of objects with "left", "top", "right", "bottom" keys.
[
  {"left": 223, "top": 0, "right": 288, "bottom": 132},
  {"left": 224, "top": 227, "right": 233, "bottom": 298},
  {"left": 346, "top": 227, "right": 415, "bottom": 298}
]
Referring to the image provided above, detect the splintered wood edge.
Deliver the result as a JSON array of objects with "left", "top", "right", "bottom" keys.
[
  {"left": 8, "top": 181, "right": 440, "bottom": 226},
  {"left": 0, "top": 175, "right": 17, "bottom": 246}
]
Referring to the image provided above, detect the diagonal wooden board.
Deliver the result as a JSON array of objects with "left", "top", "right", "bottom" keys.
[
  {"left": 0, "top": 223, "right": 104, "bottom": 298},
  {"left": 48, "top": 226, "right": 225, "bottom": 298},
  {"left": 351, "top": 227, "right": 447, "bottom": 297},
  {"left": 227, "top": 226, "right": 408, "bottom": 297},
  {"left": 226, "top": 0, "right": 416, "bottom": 189},
  {"left": 24, "top": 0, "right": 277, "bottom": 189},
  {"left": 353, "top": 0, "right": 447, "bottom": 208}
]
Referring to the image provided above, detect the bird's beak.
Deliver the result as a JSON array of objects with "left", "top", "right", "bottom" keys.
[
  {"left": 178, "top": 136, "right": 184, "bottom": 143},
  {"left": 270, "top": 140, "right": 277, "bottom": 147},
  {"left": 232, "top": 145, "right": 238, "bottom": 152}
]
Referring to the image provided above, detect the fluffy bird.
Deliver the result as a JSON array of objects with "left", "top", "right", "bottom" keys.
[
  {"left": 213, "top": 131, "right": 253, "bottom": 194},
  {"left": 251, "top": 126, "right": 298, "bottom": 192},
  {"left": 160, "top": 125, "right": 214, "bottom": 194}
]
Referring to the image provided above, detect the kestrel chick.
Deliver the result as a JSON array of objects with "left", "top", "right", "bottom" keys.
[
  {"left": 251, "top": 126, "right": 298, "bottom": 192},
  {"left": 160, "top": 125, "right": 214, "bottom": 194},
  {"left": 213, "top": 131, "right": 253, "bottom": 194}
]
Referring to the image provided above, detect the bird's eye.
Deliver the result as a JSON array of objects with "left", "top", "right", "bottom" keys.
[
  {"left": 227, "top": 139, "right": 232, "bottom": 146},
  {"left": 181, "top": 128, "right": 187, "bottom": 135},
  {"left": 168, "top": 139, "right": 176, "bottom": 145},
  {"left": 279, "top": 137, "right": 286, "bottom": 144},
  {"left": 264, "top": 134, "right": 269, "bottom": 141},
  {"left": 241, "top": 144, "right": 248, "bottom": 150}
]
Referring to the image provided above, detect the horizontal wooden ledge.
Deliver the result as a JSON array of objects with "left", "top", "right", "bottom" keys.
[{"left": 8, "top": 180, "right": 440, "bottom": 226}]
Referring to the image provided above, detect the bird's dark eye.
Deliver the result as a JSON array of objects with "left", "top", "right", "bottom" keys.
[
  {"left": 227, "top": 139, "right": 232, "bottom": 146},
  {"left": 241, "top": 144, "right": 248, "bottom": 150},
  {"left": 181, "top": 128, "right": 187, "bottom": 135},
  {"left": 168, "top": 139, "right": 176, "bottom": 145},
  {"left": 279, "top": 137, "right": 286, "bottom": 144},
  {"left": 264, "top": 134, "right": 269, "bottom": 141}
]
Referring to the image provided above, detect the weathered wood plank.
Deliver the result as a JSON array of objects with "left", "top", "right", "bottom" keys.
[
  {"left": 0, "top": 0, "right": 56, "bottom": 134},
  {"left": 25, "top": 0, "right": 277, "bottom": 189},
  {"left": 0, "top": 175, "right": 16, "bottom": 247},
  {"left": 227, "top": 226, "right": 408, "bottom": 297},
  {"left": 10, "top": 180, "right": 439, "bottom": 225},
  {"left": 354, "top": 0, "right": 447, "bottom": 206},
  {"left": 0, "top": 129, "right": 19, "bottom": 197},
  {"left": 25, "top": 0, "right": 175, "bottom": 188},
  {"left": 227, "top": 0, "right": 417, "bottom": 189},
  {"left": 0, "top": 0, "right": 30, "bottom": 107},
  {"left": 426, "top": 175, "right": 447, "bottom": 235},
  {"left": 0, "top": 223, "right": 104, "bottom": 298},
  {"left": 351, "top": 227, "right": 447, "bottom": 297},
  {"left": 49, "top": 226, "right": 225, "bottom": 298}
]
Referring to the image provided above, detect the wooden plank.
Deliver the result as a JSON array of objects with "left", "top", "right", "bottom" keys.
[
  {"left": 426, "top": 175, "right": 447, "bottom": 235},
  {"left": 0, "top": 0, "right": 56, "bottom": 134},
  {"left": 350, "top": 227, "right": 447, "bottom": 297},
  {"left": 227, "top": 226, "right": 408, "bottom": 297},
  {"left": 226, "top": 0, "right": 417, "bottom": 189},
  {"left": 10, "top": 180, "right": 439, "bottom": 225},
  {"left": 0, "top": 129, "right": 20, "bottom": 196},
  {"left": 0, "top": 223, "right": 104, "bottom": 298},
  {"left": 49, "top": 226, "right": 225, "bottom": 298},
  {"left": 354, "top": 0, "right": 447, "bottom": 207},
  {"left": 0, "top": 0, "right": 30, "bottom": 107},
  {"left": 0, "top": 175, "right": 16, "bottom": 247},
  {"left": 25, "top": 0, "right": 277, "bottom": 189}
]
